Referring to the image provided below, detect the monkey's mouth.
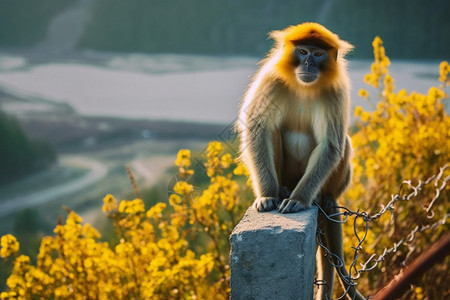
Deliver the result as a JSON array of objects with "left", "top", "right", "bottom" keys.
[{"left": 298, "top": 72, "right": 318, "bottom": 83}]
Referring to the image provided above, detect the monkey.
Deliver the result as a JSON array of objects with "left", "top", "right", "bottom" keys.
[{"left": 237, "top": 23, "right": 365, "bottom": 300}]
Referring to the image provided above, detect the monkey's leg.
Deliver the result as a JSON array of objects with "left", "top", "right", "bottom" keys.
[
  {"left": 316, "top": 234, "right": 335, "bottom": 300},
  {"left": 320, "top": 196, "right": 365, "bottom": 300}
]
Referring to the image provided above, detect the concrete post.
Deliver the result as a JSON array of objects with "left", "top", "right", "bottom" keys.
[{"left": 230, "top": 206, "right": 318, "bottom": 300}]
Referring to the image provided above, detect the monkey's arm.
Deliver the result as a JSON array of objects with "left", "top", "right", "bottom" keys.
[
  {"left": 239, "top": 80, "right": 283, "bottom": 212},
  {"left": 244, "top": 126, "right": 281, "bottom": 211},
  {"left": 279, "top": 99, "right": 347, "bottom": 213}
]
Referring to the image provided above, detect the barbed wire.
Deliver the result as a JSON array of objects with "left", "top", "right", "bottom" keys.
[{"left": 313, "top": 163, "right": 450, "bottom": 300}]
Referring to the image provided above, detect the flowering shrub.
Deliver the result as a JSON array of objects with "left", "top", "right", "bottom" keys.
[
  {"left": 346, "top": 37, "right": 449, "bottom": 298},
  {"left": 0, "top": 235, "right": 19, "bottom": 259},
  {"left": 1, "top": 38, "right": 448, "bottom": 299},
  {"left": 0, "top": 143, "right": 251, "bottom": 300}
]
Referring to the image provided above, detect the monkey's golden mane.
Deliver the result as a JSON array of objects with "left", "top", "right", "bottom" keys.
[
  {"left": 268, "top": 22, "right": 353, "bottom": 95},
  {"left": 270, "top": 22, "right": 353, "bottom": 54}
]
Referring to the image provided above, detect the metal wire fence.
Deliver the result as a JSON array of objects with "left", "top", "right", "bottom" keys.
[{"left": 313, "top": 163, "right": 450, "bottom": 300}]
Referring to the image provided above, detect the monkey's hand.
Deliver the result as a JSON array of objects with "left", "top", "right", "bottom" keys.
[
  {"left": 253, "top": 197, "right": 280, "bottom": 212},
  {"left": 278, "top": 198, "right": 308, "bottom": 214}
]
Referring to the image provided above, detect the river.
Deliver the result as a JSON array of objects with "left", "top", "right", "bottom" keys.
[{"left": 0, "top": 51, "right": 444, "bottom": 124}]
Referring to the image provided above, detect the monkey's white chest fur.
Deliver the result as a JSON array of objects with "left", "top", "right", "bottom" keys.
[
  {"left": 277, "top": 98, "right": 327, "bottom": 164},
  {"left": 282, "top": 132, "right": 313, "bottom": 160}
]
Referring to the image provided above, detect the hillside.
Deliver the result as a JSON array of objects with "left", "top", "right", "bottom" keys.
[{"left": 0, "top": 110, "right": 56, "bottom": 186}]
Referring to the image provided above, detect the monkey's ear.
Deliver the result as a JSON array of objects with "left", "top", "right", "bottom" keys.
[
  {"left": 338, "top": 40, "right": 354, "bottom": 57},
  {"left": 269, "top": 30, "right": 284, "bottom": 42}
]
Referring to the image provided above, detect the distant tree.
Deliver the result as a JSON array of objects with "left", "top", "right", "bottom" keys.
[{"left": 0, "top": 111, "right": 56, "bottom": 186}]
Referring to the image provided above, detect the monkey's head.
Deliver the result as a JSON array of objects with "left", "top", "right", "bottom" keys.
[{"left": 270, "top": 23, "right": 353, "bottom": 90}]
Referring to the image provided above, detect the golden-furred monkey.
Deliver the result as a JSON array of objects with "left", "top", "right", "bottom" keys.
[{"left": 237, "top": 22, "right": 365, "bottom": 300}]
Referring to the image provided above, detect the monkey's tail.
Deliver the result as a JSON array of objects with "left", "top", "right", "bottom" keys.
[{"left": 317, "top": 196, "right": 365, "bottom": 300}]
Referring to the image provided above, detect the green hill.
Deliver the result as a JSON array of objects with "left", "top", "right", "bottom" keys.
[
  {"left": 0, "top": 0, "right": 449, "bottom": 59},
  {"left": 0, "top": 111, "right": 56, "bottom": 186}
]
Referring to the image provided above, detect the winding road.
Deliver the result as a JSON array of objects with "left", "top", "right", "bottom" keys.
[
  {"left": 0, "top": 156, "right": 108, "bottom": 218},
  {"left": 130, "top": 155, "right": 175, "bottom": 186}
]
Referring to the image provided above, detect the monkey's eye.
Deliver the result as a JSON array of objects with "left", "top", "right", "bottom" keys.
[
  {"left": 298, "top": 49, "right": 307, "bottom": 55},
  {"left": 314, "top": 52, "right": 323, "bottom": 57}
]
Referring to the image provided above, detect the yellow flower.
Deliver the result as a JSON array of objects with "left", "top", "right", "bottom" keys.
[
  {"left": 233, "top": 161, "right": 250, "bottom": 177},
  {"left": 358, "top": 89, "right": 369, "bottom": 100},
  {"left": 364, "top": 74, "right": 378, "bottom": 88},
  {"left": 67, "top": 211, "right": 83, "bottom": 225},
  {"left": 118, "top": 198, "right": 145, "bottom": 214},
  {"left": 1, "top": 291, "right": 18, "bottom": 299},
  {"left": 220, "top": 153, "right": 233, "bottom": 168},
  {"left": 146, "top": 202, "right": 167, "bottom": 219},
  {"left": 12, "top": 255, "right": 30, "bottom": 272},
  {"left": 372, "top": 36, "right": 382, "bottom": 53},
  {"left": 439, "top": 61, "right": 449, "bottom": 83},
  {"left": 1, "top": 234, "right": 19, "bottom": 258},
  {"left": 427, "top": 86, "right": 446, "bottom": 101},
  {"left": 169, "top": 194, "right": 182, "bottom": 206},
  {"left": 360, "top": 111, "right": 371, "bottom": 123},
  {"left": 83, "top": 223, "right": 101, "bottom": 239},
  {"left": 383, "top": 73, "right": 394, "bottom": 95},
  {"left": 415, "top": 286, "right": 424, "bottom": 300},
  {"left": 206, "top": 167, "right": 215, "bottom": 177},
  {"left": 354, "top": 106, "right": 363, "bottom": 117},
  {"left": 102, "top": 193, "right": 118, "bottom": 212},
  {"left": 206, "top": 141, "right": 223, "bottom": 156},
  {"left": 54, "top": 286, "right": 70, "bottom": 297},
  {"left": 175, "top": 149, "right": 191, "bottom": 168},
  {"left": 173, "top": 181, "right": 194, "bottom": 195}
]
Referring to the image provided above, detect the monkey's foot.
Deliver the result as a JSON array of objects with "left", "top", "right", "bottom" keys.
[
  {"left": 253, "top": 197, "right": 280, "bottom": 212},
  {"left": 278, "top": 198, "right": 307, "bottom": 214}
]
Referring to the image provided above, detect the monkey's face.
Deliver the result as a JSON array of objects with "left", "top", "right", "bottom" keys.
[{"left": 293, "top": 45, "right": 329, "bottom": 85}]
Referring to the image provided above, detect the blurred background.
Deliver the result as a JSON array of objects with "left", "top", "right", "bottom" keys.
[{"left": 0, "top": 0, "right": 448, "bottom": 271}]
